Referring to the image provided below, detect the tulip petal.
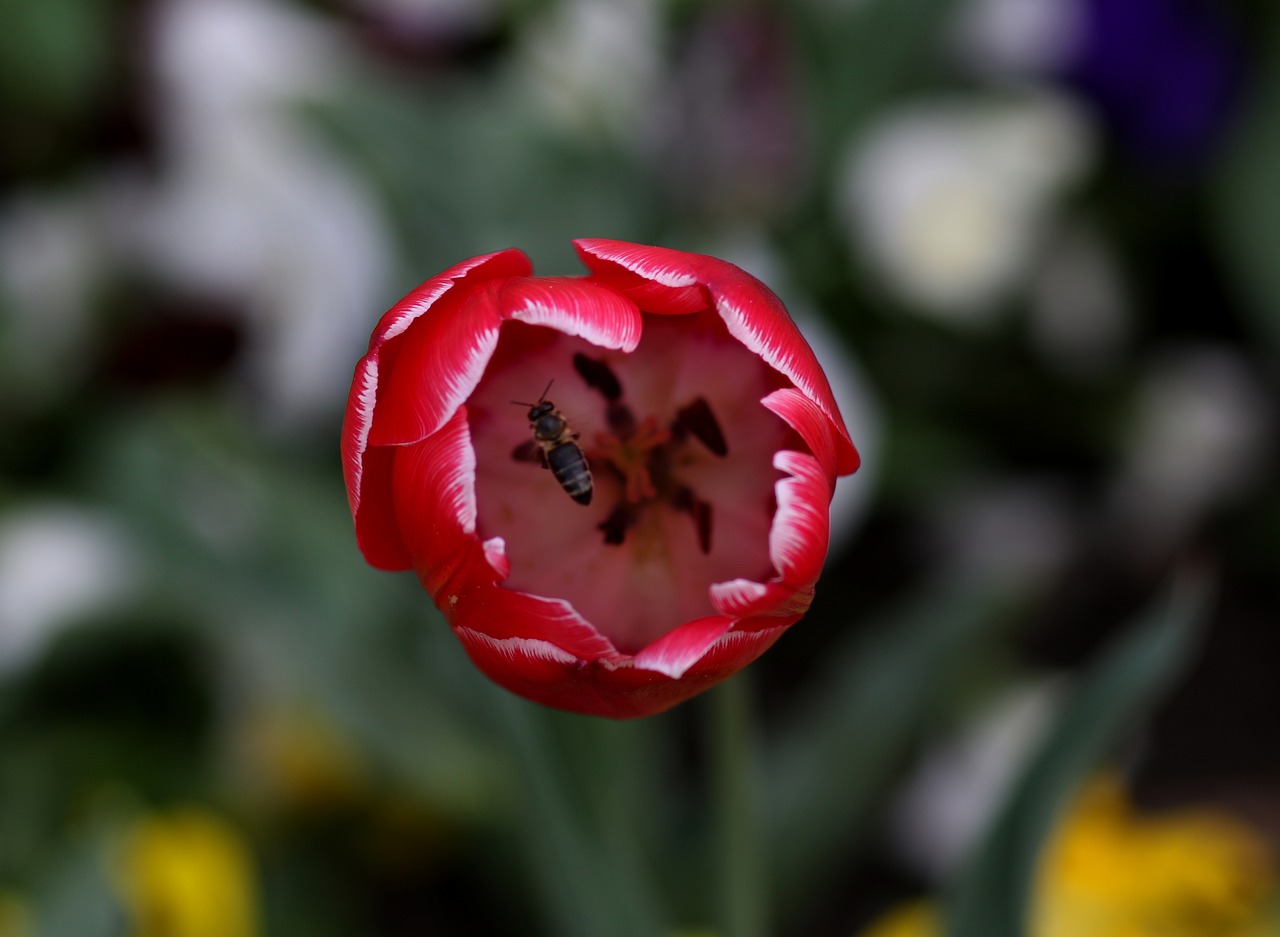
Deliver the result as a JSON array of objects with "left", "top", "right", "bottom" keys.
[
  {"left": 392, "top": 407, "right": 480, "bottom": 599},
  {"left": 448, "top": 588, "right": 622, "bottom": 661},
  {"left": 454, "top": 619, "right": 790, "bottom": 718},
  {"left": 342, "top": 250, "right": 530, "bottom": 566},
  {"left": 572, "top": 240, "right": 710, "bottom": 314},
  {"left": 696, "top": 622, "right": 791, "bottom": 669},
  {"left": 708, "top": 447, "right": 831, "bottom": 620},
  {"left": 394, "top": 415, "right": 624, "bottom": 662},
  {"left": 574, "top": 239, "right": 859, "bottom": 475},
  {"left": 342, "top": 354, "right": 378, "bottom": 514},
  {"left": 367, "top": 248, "right": 530, "bottom": 351},
  {"left": 369, "top": 283, "right": 503, "bottom": 447},
  {"left": 350, "top": 443, "right": 411, "bottom": 570},
  {"left": 709, "top": 578, "right": 810, "bottom": 620},
  {"left": 769, "top": 449, "right": 833, "bottom": 588},
  {"left": 482, "top": 536, "right": 510, "bottom": 579},
  {"left": 633, "top": 615, "right": 736, "bottom": 679},
  {"left": 501, "top": 277, "right": 642, "bottom": 352},
  {"left": 762, "top": 387, "right": 849, "bottom": 480}
]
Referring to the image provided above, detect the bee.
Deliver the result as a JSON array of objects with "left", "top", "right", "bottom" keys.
[{"left": 511, "top": 381, "right": 593, "bottom": 505}]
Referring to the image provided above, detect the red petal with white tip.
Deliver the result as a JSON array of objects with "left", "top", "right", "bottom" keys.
[
  {"left": 633, "top": 615, "right": 736, "bottom": 679},
  {"left": 367, "top": 249, "right": 530, "bottom": 351},
  {"left": 368, "top": 282, "right": 503, "bottom": 447},
  {"left": 454, "top": 619, "right": 790, "bottom": 718},
  {"left": 342, "top": 249, "right": 530, "bottom": 566},
  {"left": 574, "top": 239, "right": 859, "bottom": 475},
  {"left": 709, "top": 578, "right": 812, "bottom": 620},
  {"left": 769, "top": 449, "right": 833, "bottom": 588},
  {"left": 501, "top": 277, "right": 642, "bottom": 352}
]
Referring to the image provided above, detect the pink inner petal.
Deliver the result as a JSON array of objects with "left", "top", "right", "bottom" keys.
[{"left": 469, "top": 314, "right": 790, "bottom": 654}]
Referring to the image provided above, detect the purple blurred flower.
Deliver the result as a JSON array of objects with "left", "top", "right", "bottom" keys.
[
  {"left": 1063, "top": 0, "right": 1242, "bottom": 164},
  {"left": 953, "top": 0, "right": 1243, "bottom": 165}
]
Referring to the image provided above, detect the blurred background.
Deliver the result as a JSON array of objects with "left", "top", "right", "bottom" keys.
[{"left": 2, "top": 0, "right": 1279, "bottom": 934}]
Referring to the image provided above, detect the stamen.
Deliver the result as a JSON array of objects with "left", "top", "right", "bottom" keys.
[
  {"left": 593, "top": 416, "right": 671, "bottom": 503},
  {"left": 573, "top": 353, "right": 623, "bottom": 401},
  {"left": 606, "top": 401, "right": 638, "bottom": 440},
  {"left": 672, "top": 486, "right": 713, "bottom": 555},
  {"left": 672, "top": 397, "right": 728, "bottom": 457},
  {"left": 597, "top": 504, "right": 635, "bottom": 546}
]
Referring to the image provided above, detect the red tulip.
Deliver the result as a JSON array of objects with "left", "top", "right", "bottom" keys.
[{"left": 342, "top": 240, "right": 859, "bottom": 718}]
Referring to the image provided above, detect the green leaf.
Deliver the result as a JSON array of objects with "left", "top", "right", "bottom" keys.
[
  {"left": 496, "top": 700, "right": 672, "bottom": 937},
  {"left": 942, "top": 572, "right": 1210, "bottom": 937},
  {"left": 786, "top": 0, "right": 965, "bottom": 185},
  {"left": 764, "top": 578, "right": 1015, "bottom": 914},
  {"left": 1213, "top": 15, "right": 1280, "bottom": 355}
]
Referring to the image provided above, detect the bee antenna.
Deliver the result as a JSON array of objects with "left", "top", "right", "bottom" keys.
[
  {"left": 511, "top": 379, "right": 555, "bottom": 408},
  {"left": 509, "top": 381, "right": 555, "bottom": 409}
]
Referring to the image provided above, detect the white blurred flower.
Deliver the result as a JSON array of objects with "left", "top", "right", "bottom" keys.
[
  {"left": 839, "top": 91, "right": 1094, "bottom": 322},
  {"left": 115, "top": 0, "right": 391, "bottom": 428},
  {"left": 345, "top": 0, "right": 498, "bottom": 41},
  {"left": 933, "top": 479, "right": 1076, "bottom": 590},
  {"left": 891, "top": 679, "right": 1064, "bottom": 879},
  {"left": 950, "top": 0, "right": 1084, "bottom": 77},
  {"left": 515, "top": 0, "right": 662, "bottom": 145},
  {"left": 1029, "top": 222, "right": 1130, "bottom": 379},
  {"left": 1114, "top": 348, "right": 1272, "bottom": 548},
  {"left": 0, "top": 186, "right": 111, "bottom": 402},
  {"left": 0, "top": 505, "right": 140, "bottom": 675}
]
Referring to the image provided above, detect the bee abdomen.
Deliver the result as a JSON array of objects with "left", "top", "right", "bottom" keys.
[{"left": 547, "top": 443, "right": 593, "bottom": 505}]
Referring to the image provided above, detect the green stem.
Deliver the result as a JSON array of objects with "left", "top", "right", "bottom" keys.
[{"left": 711, "top": 673, "right": 766, "bottom": 937}]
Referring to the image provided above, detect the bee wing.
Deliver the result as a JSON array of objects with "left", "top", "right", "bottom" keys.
[{"left": 512, "top": 439, "right": 548, "bottom": 468}]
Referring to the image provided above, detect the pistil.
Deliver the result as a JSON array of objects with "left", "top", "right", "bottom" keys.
[{"left": 592, "top": 414, "right": 671, "bottom": 503}]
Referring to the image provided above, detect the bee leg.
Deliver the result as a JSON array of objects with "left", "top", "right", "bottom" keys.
[
  {"left": 671, "top": 397, "right": 727, "bottom": 457},
  {"left": 672, "top": 487, "right": 713, "bottom": 555}
]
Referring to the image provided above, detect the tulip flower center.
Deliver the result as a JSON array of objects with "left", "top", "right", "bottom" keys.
[{"left": 468, "top": 312, "right": 792, "bottom": 653}]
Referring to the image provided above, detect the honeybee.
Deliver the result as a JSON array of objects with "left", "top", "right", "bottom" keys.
[{"left": 512, "top": 382, "right": 593, "bottom": 505}]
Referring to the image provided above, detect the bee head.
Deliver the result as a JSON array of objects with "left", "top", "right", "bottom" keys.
[
  {"left": 511, "top": 379, "right": 556, "bottom": 421},
  {"left": 527, "top": 401, "right": 555, "bottom": 422}
]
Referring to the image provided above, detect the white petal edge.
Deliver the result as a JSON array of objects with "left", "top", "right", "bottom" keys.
[
  {"left": 709, "top": 578, "right": 769, "bottom": 617},
  {"left": 482, "top": 536, "right": 510, "bottom": 579},
  {"left": 506, "top": 283, "right": 642, "bottom": 352},
  {"left": 453, "top": 628, "right": 582, "bottom": 666},
  {"left": 345, "top": 356, "right": 378, "bottom": 515},
  {"left": 636, "top": 623, "right": 792, "bottom": 679},
  {"left": 633, "top": 617, "right": 735, "bottom": 678},
  {"left": 717, "top": 295, "right": 834, "bottom": 448},
  {"left": 769, "top": 449, "right": 832, "bottom": 584},
  {"left": 373, "top": 251, "right": 513, "bottom": 346}
]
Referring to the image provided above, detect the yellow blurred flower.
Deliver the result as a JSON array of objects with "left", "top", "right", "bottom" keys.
[
  {"left": 243, "top": 705, "right": 367, "bottom": 813},
  {"left": 0, "top": 894, "right": 32, "bottom": 937},
  {"left": 859, "top": 775, "right": 1278, "bottom": 937},
  {"left": 859, "top": 900, "right": 939, "bottom": 937},
  {"left": 1040, "top": 775, "right": 1276, "bottom": 937},
  {"left": 116, "top": 807, "right": 258, "bottom": 937}
]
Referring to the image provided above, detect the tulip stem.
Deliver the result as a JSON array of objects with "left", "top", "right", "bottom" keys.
[{"left": 711, "top": 672, "right": 766, "bottom": 937}]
